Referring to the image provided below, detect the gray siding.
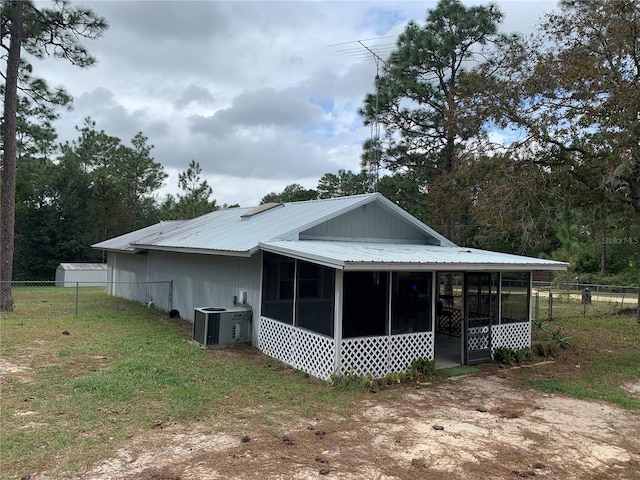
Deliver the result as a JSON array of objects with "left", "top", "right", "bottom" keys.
[
  {"left": 148, "top": 251, "right": 262, "bottom": 324},
  {"left": 105, "top": 250, "right": 263, "bottom": 341},
  {"left": 300, "top": 203, "right": 435, "bottom": 244}
]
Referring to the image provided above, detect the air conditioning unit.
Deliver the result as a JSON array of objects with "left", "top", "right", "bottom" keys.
[{"left": 192, "top": 306, "right": 252, "bottom": 346}]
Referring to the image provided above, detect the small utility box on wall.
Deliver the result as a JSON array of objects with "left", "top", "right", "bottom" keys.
[{"left": 192, "top": 307, "right": 252, "bottom": 346}]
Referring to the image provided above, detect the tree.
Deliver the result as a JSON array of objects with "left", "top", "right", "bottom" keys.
[
  {"left": 511, "top": 0, "right": 639, "bottom": 213},
  {"left": 317, "top": 169, "right": 372, "bottom": 199},
  {"left": 63, "top": 119, "right": 167, "bottom": 237},
  {"left": 359, "top": 0, "right": 515, "bottom": 241},
  {"left": 1, "top": 0, "right": 107, "bottom": 311},
  {"left": 161, "top": 160, "right": 218, "bottom": 220},
  {"left": 260, "top": 184, "right": 317, "bottom": 204},
  {"left": 499, "top": 0, "right": 640, "bottom": 318}
]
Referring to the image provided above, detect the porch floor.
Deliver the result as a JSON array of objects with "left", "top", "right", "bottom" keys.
[{"left": 434, "top": 333, "right": 462, "bottom": 368}]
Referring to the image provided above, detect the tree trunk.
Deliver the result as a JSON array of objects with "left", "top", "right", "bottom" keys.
[
  {"left": 0, "top": 1, "right": 24, "bottom": 312},
  {"left": 600, "top": 224, "right": 606, "bottom": 274}
]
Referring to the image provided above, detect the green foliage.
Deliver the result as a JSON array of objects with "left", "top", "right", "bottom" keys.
[
  {"left": 493, "top": 346, "right": 533, "bottom": 365},
  {"left": 1, "top": 0, "right": 107, "bottom": 310},
  {"left": 317, "top": 169, "right": 372, "bottom": 199},
  {"left": 160, "top": 160, "right": 218, "bottom": 220},
  {"left": 546, "top": 326, "right": 572, "bottom": 349},
  {"left": 260, "top": 183, "right": 317, "bottom": 204},
  {"left": 330, "top": 370, "right": 376, "bottom": 392},
  {"left": 493, "top": 346, "right": 515, "bottom": 364},
  {"left": 331, "top": 358, "right": 437, "bottom": 392},
  {"left": 532, "top": 341, "right": 559, "bottom": 359},
  {"left": 409, "top": 357, "right": 436, "bottom": 376},
  {"left": 359, "top": 0, "right": 514, "bottom": 241},
  {"left": 13, "top": 118, "right": 168, "bottom": 279}
]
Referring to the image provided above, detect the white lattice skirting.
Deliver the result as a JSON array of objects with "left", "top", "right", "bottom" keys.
[
  {"left": 491, "top": 322, "right": 531, "bottom": 355},
  {"left": 258, "top": 317, "right": 335, "bottom": 380},
  {"left": 258, "top": 317, "right": 434, "bottom": 380},
  {"left": 340, "top": 332, "right": 434, "bottom": 378}
]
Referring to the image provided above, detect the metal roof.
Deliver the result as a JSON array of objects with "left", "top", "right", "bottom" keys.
[
  {"left": 260, "top": 240, "right": 569, "bottom": 271},
  {"left": 92, "top": 193, "right": 454, "bottom": 255},
  {"left": 57, "top": 263, "right": 107, "bottom": 271},
  {"left": 92, "top": 220, "right": 188, "bottom": 252},
  {"left": 92, "top": 193, "right": 567, "bottom": 271}
]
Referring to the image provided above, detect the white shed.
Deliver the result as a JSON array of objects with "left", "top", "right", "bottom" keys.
[{"left": 55, "top": 263, "right": 108, "bottom": 287}]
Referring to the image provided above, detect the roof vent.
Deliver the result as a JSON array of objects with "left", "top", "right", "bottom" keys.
[{"left": 241, "top": 202, "right": 283, "bottom": 219}]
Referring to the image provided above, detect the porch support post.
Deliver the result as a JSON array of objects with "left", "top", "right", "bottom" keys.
[
  {"left": 333, "top": 269, "right": 343, "bottom": 376},
  {"left": 497, "top": 272, "right": 503, "bottom": 325},
  {"left": 431, "top": 272, "right": 436, "bottom": 360}
]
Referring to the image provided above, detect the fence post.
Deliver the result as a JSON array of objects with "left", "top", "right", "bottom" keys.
[
  {"left": 535, "top": 291, "right": 539, "bottom": 324},
  {"left": 548, "top": 289, "right": 553, "bottom": 320},
  {"left": 75, "top": 282, "right": 79, "bottom": 317}
]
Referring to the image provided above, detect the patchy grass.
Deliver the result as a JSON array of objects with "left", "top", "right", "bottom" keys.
[
  {"left": 437, "top": 365, "right": 481, "bottom": 377},
  {"left": 0, "top": 288, "right": 353, "bottom": 479},
  {"left": 2, "top": 288, "right": 639, "bottom": 479},
  {"left": 516, "top": 314, "right": 640, "bottom": 411}
]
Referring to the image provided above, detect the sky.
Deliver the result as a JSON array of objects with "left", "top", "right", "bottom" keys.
[{"left": 32, "top": 0, "right": 559, "bottom": 208}]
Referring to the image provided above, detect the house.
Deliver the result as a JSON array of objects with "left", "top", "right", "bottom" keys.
[
  {"left": 92, "top": 193, "right": 568, "bottom": 380},
  {"left": 55, "top": 263, "right": 108, "bottom": 287}
]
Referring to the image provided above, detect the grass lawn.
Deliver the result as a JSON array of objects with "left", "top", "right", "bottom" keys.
[
  {"left": 1, "top": 288, "right": 639, "bottom": 479},
  {"left": 0, "top": 288, "right": 354, "bottom": 479},
  {"left": 521, "top": 314, "right": 640, "bottom": 410}
]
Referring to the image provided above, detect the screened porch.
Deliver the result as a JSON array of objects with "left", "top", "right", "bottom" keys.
[{"left": 257, "top": 252, "right": 534, "bottom": 380}]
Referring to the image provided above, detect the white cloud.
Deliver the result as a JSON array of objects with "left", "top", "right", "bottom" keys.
[{"left": 30, "top": 0, "right": 555, "bottom": 208}]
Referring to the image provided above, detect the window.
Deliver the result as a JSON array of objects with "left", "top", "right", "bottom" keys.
[
  {"left": 262, "top": 253, "right": 335, "bottom": 335},
  {"left": 501, "top": 272, "right": 531, "bottom": 323},
  {"left": 262, "top": 252, "right": 295, "bottom": 324},
  {"left": 342, "top": 271, "right": 388, "bottom": 338},
  {"left": 391, "top": 272, "right": 432, "bottom": 334},
  {"left": 296, "top": 261, "right": 334, "bottom": 336}
]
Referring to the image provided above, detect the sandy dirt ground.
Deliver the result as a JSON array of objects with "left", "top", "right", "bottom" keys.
[{"left": 13, "top": 365, "right": 637, "bottom": 480}]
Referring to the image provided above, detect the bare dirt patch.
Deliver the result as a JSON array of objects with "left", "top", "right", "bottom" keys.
[
  {"left": 27, "top": 371, "right": 639, "bottom": 480},
  {"left": 622, "top": 380, "right": 640, "bottom": 400},
  {"left": 0, "top": 357, "right": 32, "bottom": 384}
]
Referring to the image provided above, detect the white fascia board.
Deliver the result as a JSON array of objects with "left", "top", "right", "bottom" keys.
[
  {"left": 342, "top": 262, "right": 569, "bottom": 272},
  {"left": 133, "top": 244, "right": 255, "bottom": 257}
]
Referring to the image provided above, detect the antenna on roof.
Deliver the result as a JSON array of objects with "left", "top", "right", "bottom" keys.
[{"left": 328, "top": 36, "right": 396, "bottom": 194}]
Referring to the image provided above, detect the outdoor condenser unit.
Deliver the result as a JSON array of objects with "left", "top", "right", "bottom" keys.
[{"left": 192, "top": 306, "right": 252, "bottom": 346}]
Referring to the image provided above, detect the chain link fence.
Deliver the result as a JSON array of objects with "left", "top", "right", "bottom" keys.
[
  {"left": 0, "top": 281, "right": 173, "bottom": 316},
  {"left": 533, "top": 281, "right": 639, "bottom": 321}
]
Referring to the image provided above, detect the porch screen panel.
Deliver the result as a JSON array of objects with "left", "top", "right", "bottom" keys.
[
  {"left": 501, "top": 272, "right": 531, "bottom": 323},
  {"left": 262, "top": 252, "right": 294, "bottom": 324},
  {"left": 296, "top": 261, "right": 334, "bottom": 336},
  {"left": 391, "top": 272, "right": 432, "bottom": 333},
  {"left": 343, "top": 271, "right": 388, "bottom": 338}
]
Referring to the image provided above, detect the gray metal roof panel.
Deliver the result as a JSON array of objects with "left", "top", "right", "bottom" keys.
[
  {"left": 91, "top": 220, "right": 187, "bottom": 252},
  {"left": 260, "top": 240, "right": 569, "bottom": 271},
  {"left": 131, "top": 193, "right": 450, "bottom": 253}
]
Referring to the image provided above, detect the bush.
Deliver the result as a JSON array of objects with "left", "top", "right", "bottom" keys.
[
  {"left": 330, "top": 370, "right": 375, "bottom": 392},
  {"left": 533, "top": 341, "right": 559, "bottom": 358},
  {"left": 493, "top": 346, "right": 516, "bottom": 364},
  {"left": 547, "top": 326, "right": 572, "bottom": 348},
  {"left": 409, "top": 357, "right": 436, "bottom": 376},
  {"left": 493, "top": 346, "right": 533, "bottom": 365},
  {"left": 330, "top": 357, "right": 437, "bottom": 392}
]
